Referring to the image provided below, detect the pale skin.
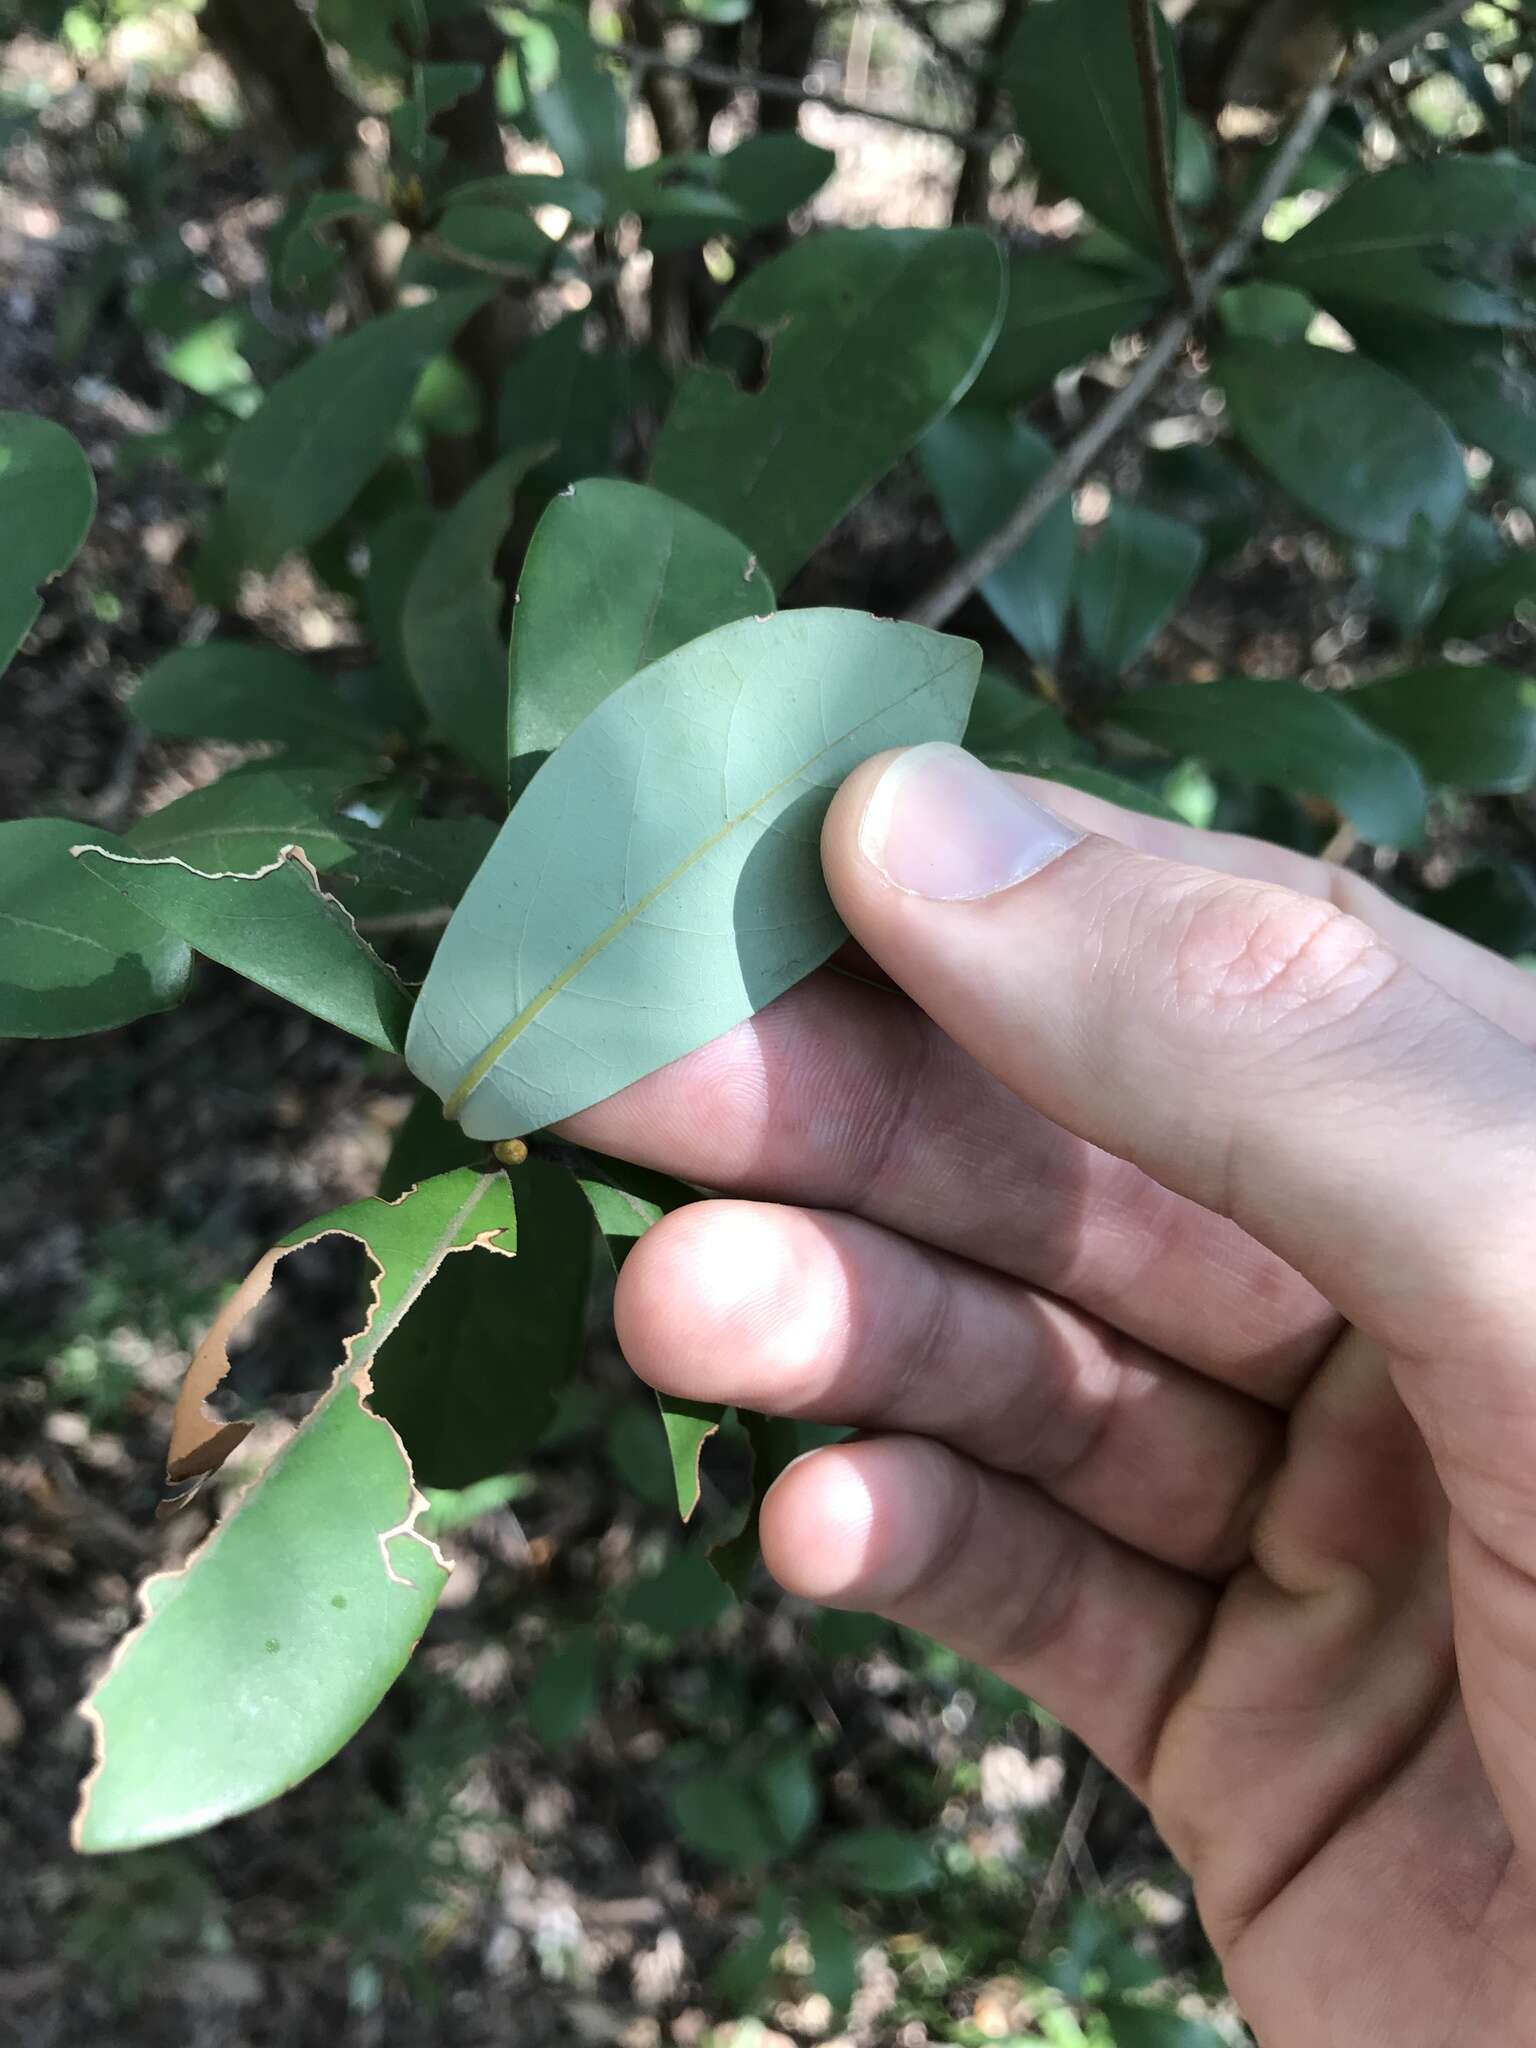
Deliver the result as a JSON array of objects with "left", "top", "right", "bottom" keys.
[{"left": 558, "top": 745, "right": 1536, "bottom": 2043}]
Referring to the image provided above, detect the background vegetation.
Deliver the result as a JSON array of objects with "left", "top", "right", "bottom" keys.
[{"left": 2, "top": 0, "right": 1535, "bottom": 2041}]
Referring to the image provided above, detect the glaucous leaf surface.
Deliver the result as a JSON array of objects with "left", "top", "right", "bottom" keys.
[
  {"left": 508, "top": 478, "right": 772, "bottom": 782},
  {"left": 402, "top": 446, "right": 546, "bottom": 780},
  {"left": 407, "top": 609, "right": 980, "bottom": 1137},
  {"left": 1267, "top": 157, "right": 1536, "bottom": 327},
  {"left": 75, "top": 843, "right": 412, "bottom": 1051},
  {"left": 1074, "top": 501, "right": 1205, "bottom": 675},
  {"left": 1006, "top": 0, "right": 1182, "bottom": 263},
  {"left": 920, "top": 412, "right": 1075, "bottom": 668},
  {"left": 1113, "top": 678, "right": 1427, "bottom": 846},
  {"left": 651, "top": 229, "right": 1005, "bottom": 586},
  {"left": 223, "top": 289, "right": 489, "bottom": 567},
  {"left": 72, "top": 1166, "right": 515, "bottom": 1851},
  {"left": 966, "top": 253, "right": 1165, "bottom": 408},
  {"left": 130, "top": 641, "right": 375, "bottom": 750},
  {"left": 1352, "top": 664, "right": 1536, "bottom": 793},
  {"left": 0, "top": 410, "right": 96, "bottom": 673},
  {"left": 370, "top": 1155, "right": 593, "bottom": 1487},
  {"left": 0, "top": 818, "right": 191, "bottom": 1039},
  {"left": 1218, "top": 339, "right": 1466, "bottom": 547}
]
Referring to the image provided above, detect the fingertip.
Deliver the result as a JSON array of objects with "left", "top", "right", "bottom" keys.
[{"left": 760, "top": 1444, "right": 881, "bottom": 1604}]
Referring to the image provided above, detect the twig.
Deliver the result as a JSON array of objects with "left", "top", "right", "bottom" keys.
[
  {"left": 1126, "top": 0, "right": 1195, "bottom": 305},
  {"left": 905, "top": 0, "right": 1473, "bottom": 629},
  {"left": 951, "top": 0, "right": 1025, "bottom": 224},
  {"left": 1026, "top": 1756, "right": 1103, "bottom": 1945},
  {"left": 883, "top": 0, "right": 983, "bottom": 83},
  {"left": 610, "top": 41, "right": 1007, "bottom": 150}
]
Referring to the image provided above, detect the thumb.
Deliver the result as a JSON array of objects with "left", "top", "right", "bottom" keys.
[{"left": 821, "top": 743, "right": 1536, "bottom": 1381}]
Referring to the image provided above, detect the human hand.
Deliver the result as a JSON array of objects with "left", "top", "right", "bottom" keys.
[{"left": 562, "top": 742, "right": 1536, "bottom": 2043}]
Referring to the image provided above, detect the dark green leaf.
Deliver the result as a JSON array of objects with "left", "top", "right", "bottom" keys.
[
  {"left": 1415, "top": 860, "right": 1536, "bottom": 956},
  {"left": 1140, "top": 443, "right": 1261, "bottom": 564},
  {"left": 1350, "top": 323, "right": 1536, "bottom": 474},
  {"left": 1074, "top": 502, "right": 1205, "bottom": 675},
  {"left": 0, "top": 410, "right": 96, "bottom": 672},
  {"left": 408, "top": 610, "right": 980, "bottom": 1136},
  {"left": 673, "top": 1770, "right": 777, "bottom": 1868},
  {"left": 223, "top": 290, "right": 490, "bottom": 568},
  {"left": 1434, "top": 551, "right": 1536, "bottom": 638},
  {"left": 1362, "top": 517, "right": 1448, "bottom": 636},
  {"left": 621, "top": 1548, "right": 734, "bottom": 1635},
  {"left": 1218, "top": 339, "right": 1466, "bottom": 547},
  {"left": 322, "top": 816, "right": 496, "bottom": 922},
  {"left": 754, "top": 1742, "right": 820, "bottom": 1853},
  {"left": 316, "top": 0, "right": 424, "bottom": 70},
  {"left": 920, "top": 412, "right": 1075, "bottom": 668},
  {"left": 75, "top": 843, "right": 413, "bottom": 1051},
  {"left": 1112, "top": 678, "right": 1426, "bottom": 845},
  {"left": 125, "top": 760, "right": 371, "bottom": 872},
  {"left": 1019, "top": 761, "right": 1185, "bottom": 821},
  {"left": 508, "top": 478, "right": 772, "bottom": 783},
  {"left": 0, "top": 818, "right": 191, "bottom": 1039},
  {"left": 129, "top": 641, "right": 377, "bottom": 750},
  {"left": 1351, "top": 664, "right": 1536, "bottom": 793},
  {"left": 497, "top": 319, "right": 659, "bottom": 490},
  {"left": 819, "top": 1827, "right": 938, "bottom": 1895},
  {"left": 370, "top": 1156, "right": 591, "bottom": 1487},
  {"left": 73, "top": 1166, "right": 518, "bottom": 1850},
  {"left": 1268, "top": 157, "right": 1536, "bottom": 328},
  {"left": 432, "top": 204, "right": 553, "bottom": 274},
  {"left": 964, "top": 670, "right": 1088, "bottom": 764},
  {"left": 802, "top": 1892, "right": 858, "bottom": 2013},
  {"left": 526, "top": 1628, "right": 601, "bottom": 1747},
  {"left": 402, "top": 446, "right": 546, "bottom": 780},
  {"left": 1007, "top": 0, "right": 1183, "bottom": 262},
  {"left": 510, "top": 1, "right": 627, "bottom": 181},
  {"left": 967, "top": 256, "right": 1166, "bottom": 408},
  {"left": 1216, "top": 280, "right": 1315, "bottom": 345},
  {"left": 715, "top": 1885, "right": 787, "bottom": 2005},
  {"left": 1098, "top": 2001, "right": 1229, "bottom": 2048},
  {"left": 709, "top": 1410, "right": 801, "bottom": 1597},
  {"left": 652, "top": 228, "right": 1004, "bottom": 586}
]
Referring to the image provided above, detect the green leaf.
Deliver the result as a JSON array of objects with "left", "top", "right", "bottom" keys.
[
  {"left": 968, "top": 254, "right": 1165, "bottom": 408},
  {"left": 1216, "top": 280, "right": 1315, "bottom": 345},
  {"left": 1074, "top": 502, "right": 1205, "bottom": 675},
  {"left": 1434, "top": 551, "right": 1536, "bottom": 638},
  {"left": 223, "top": 290, "right": 490, "bottom": 568},
  {"left": 526, "top": 1628, "right": 601, "bottom": 1747},
  {"left": 125, "top": 760, "right": 371, "bottom": 872},
  {"left": 432, "top": 203, "right": 553, "bottom": 274},
  {"left": 321, "top": 816, "right": 496, "bottom": 922},
  {"left": 74, "top": 842, "right": 413, "bottom": 1051},
  {"left": 673, "top": 1770, "right": 777, "bottom": 1869},
  {"left": 507, "top": 1, "right": 627, "bottom": 181},
  {"left": 1362, "top": 518, "right": 1448, "bottom": 636},
  {"left": 370, "top": 1156, "right": 592, "bottom": 1486},
  {"left": 440, "top": 170, "right": 607, "bottom": 228},
  {"left": 1349, "top": 323, "right": 1536, "bottom": 475},
  {"left": 316, "top": 0, "right": 425, "bottom": 71},
  {"left": 1140, "top": 443, "right": 1261, "bottom": 565},
  {"left": 1267, "top": 157, "right": 1536, "bottom": 328},
  {"left": 402, "top": 447, "right": 545, "bottom": 780},
  {"left": 640, "top": 135, "right": 835, "bottom": 252},
  {"left": 1111, "top": 678, "right": 1427, "bottom": 846},
  {"left": 1351, "top": 665, "right": 1536, "bottom": 794},
  {"left": 709, "top": 1410, "right": 801, "bottom": 1596},
  {"left": 920, "top": 412, "right": 1075, "bottom": 668},
  {"left": 652, "top": 228, "right": 1005, "bottom": 586},
  {"left": 1006, "top": 0, "right": 1182, "bottom": 263},
  {"left": 1217, "top": 339, "right": 1466, "bottom": 548},
  {"left": 497, "top": 320, "right": 664, "bottom": 491},
  {"left": 965, "top": 670, "right": 1088, "bottom": 764},
  {"left": 72, "top": 1166, "right": 518, "bottom": 1852},
  {"left": 1097, "top": 2002, "right": 1229, "bottom": 2048},
  {"left": 1019, "top": 761, "right": 1184, "bottom": 822},
  {"left": 819, "top": 1827, "right": 938, "bottom": 1895},
  {"left": 508, "top": 478, "right": 772, "bottom": 783},
  {"left": 129, "top": 641, "right": 377, "bottom": 750},
  {"left": 408, "top": 609, "right": 980, "bottom": 1136},
  {"left": 802, "top": 1892, "right": 858, "bottom": 2013},
  {"left": 621, "top": 1547, "right": 734, "bottom": 1635},
  {"left": 0, "top": 818, "right": 191, "bottom": 1039},
  {"left": 754, "top": 1741, "right": 820, "bottom": 1853},
  {"left": 715, "top": 1884, "right": 788, "bottom": 2005},
  {"left": 0, "top": 410, "right": 96, "bottom": 672}
]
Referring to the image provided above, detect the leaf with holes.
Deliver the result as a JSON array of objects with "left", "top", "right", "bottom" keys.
[{"left": 73, "top": 1165, "right": 518, "bottom": 1852}]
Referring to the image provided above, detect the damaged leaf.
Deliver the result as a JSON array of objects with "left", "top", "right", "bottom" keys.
[
  {"left": 651, "top": 229, "right": 1005, "bottom": 586},
  {"left": 407, "top": 609, "right": 980, "bottom": 1137},
  {"left": 73, "top": 840, "right": 413, "bottom": 1051},
  {"left": 0, "top": 410, "right": 96, "bottom": 674},
  {"left": 74, "top": 1165, "right": 517, "bottom": 1852}
]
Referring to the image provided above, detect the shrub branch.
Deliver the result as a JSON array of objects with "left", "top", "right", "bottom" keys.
[
  {"left": 1126, "top": 0, "right": 1195, "bottom": 304},
  {"left": 904, "top": 0, "right": 1473, "bottom": 630}
]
